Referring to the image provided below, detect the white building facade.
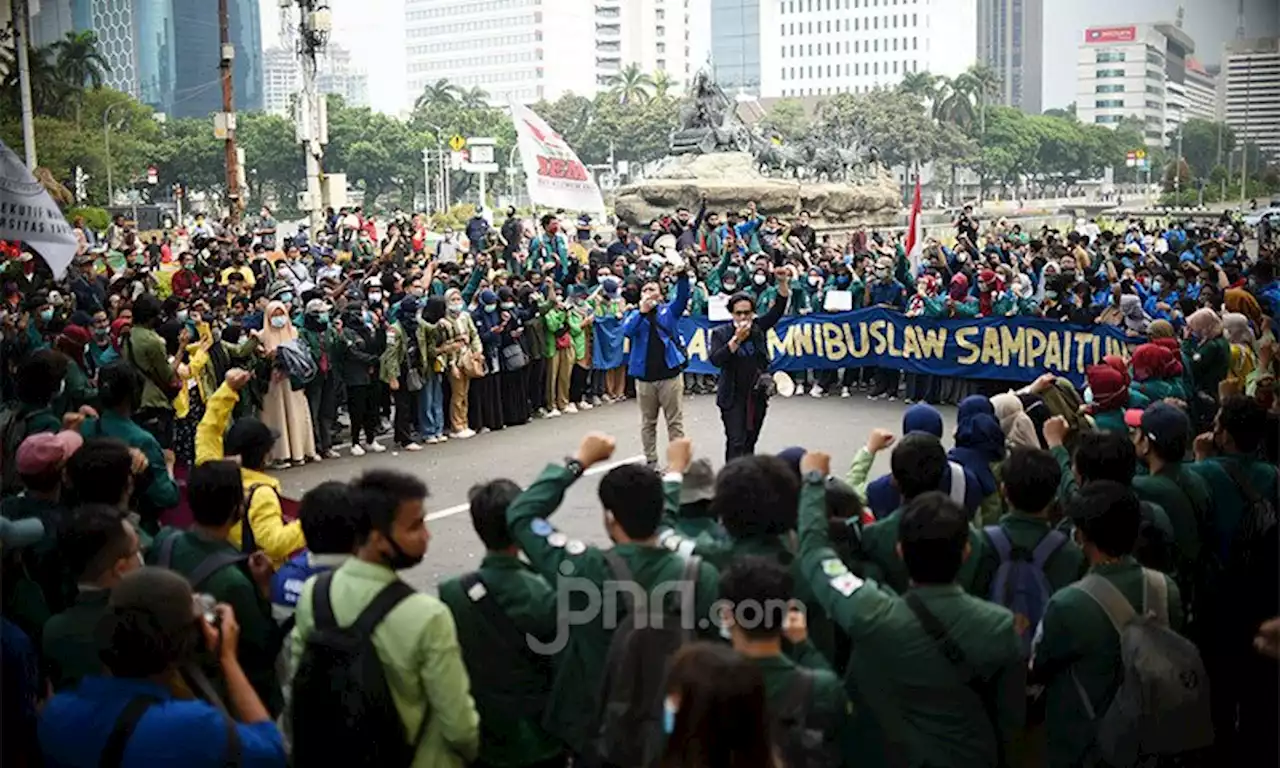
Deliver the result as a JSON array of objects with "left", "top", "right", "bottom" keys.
[
  {"left": 404, "top": 0, "right": 705, "bottom": 108},
  {"left": 1184, "top": 59, "right": 1220, "bottom": 122},
  {"left": 263, "top": 44, "right": 369, "bottom": 118},
  {"left": 1222, "top": 37, "right": 1280, "bottom": 160},
  {"left": 758, "top": 0, "right": 977, "bottom": 99},
  {"left": 1075, "top": 23, "right": 1195, "bottom": 149},
  {"left": 263, "top": 46, "right": 299, "bottom": 117}
]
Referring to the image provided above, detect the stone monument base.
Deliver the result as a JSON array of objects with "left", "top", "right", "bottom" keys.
[{"left": 613, "top": 152, "right": 902, "bottom": 229}]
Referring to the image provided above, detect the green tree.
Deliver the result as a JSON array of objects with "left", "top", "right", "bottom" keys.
[
  {"left": 1177, "top": 118, "right": 1234, "bottom": 182},
  {"left": 896, "top": 71, "right": 939, "bottom": 108},
  {"left": 651, "top": 70, "right": 678, "bottom": 101},
  {"left": 1, "top": 43, "right": 66, "bottom": 116},
  {"left": 53, "top": 31, "right": 109, "bottom": 89},
  {"left": 414, "top": 79, "right": 464, "bottom": 111},
  {"left": 761, "top": 99, "right": 810, "bottom": 143},
  {"left": 460, "top": 86, "right": 490, "bottom": 109},
  {"left": 606, "top": 63, "right": 654, "bottom": 105}
]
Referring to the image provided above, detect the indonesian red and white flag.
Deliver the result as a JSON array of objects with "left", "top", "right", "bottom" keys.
[{"left": 905, "top": 176, "right": 923, "bottom": 276}]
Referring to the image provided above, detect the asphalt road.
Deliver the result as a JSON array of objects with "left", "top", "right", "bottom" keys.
[{"left": 276, "top": 391, "right": 958, "bottom": 593}]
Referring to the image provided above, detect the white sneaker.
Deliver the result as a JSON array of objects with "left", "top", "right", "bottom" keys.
[
  {"left": 437, "top": 435, "right": 448, "bottom": 443},
  {"left": 546, "top": 408, "right": 561, "bottom": 418},
  {"left": 578, "top": 400, "right": 593, "bottom": 410},
  {"left": 455, "top": 428, "right": 476, "bottom": 439},
  {"left": 887, "top": 395, "right": 898, "bottom": 402},
  {"left": 367, "top": 441, "right": 387, "bottom": 453},
  {"left": 405, "top": 443, "right": 423, "bottom": 452},
  {"left": 810, "top": 386, "right": 825, "bottom": 399},
  {"left": 841, "top": 387, "right": 851, "bottom": 398},
  {"left": 324, "top": 449, "right": 341, "bottom": 459},
  {"left": 564, "top": 403, "right": 579, "bottom": 414},
  {"left": 350, "top": 444, "right": 366, "bottom": 457},
  {"left": 425, "top": 436, "right": 439, "bottom": 445}
]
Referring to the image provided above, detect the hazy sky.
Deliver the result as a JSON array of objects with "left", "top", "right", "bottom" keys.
[
  {"left": 1041, "top": 0, "right": 1279, "bottom": 109},
  {"left": 259, "top": 0, "right": 406, "bottom": 115}
]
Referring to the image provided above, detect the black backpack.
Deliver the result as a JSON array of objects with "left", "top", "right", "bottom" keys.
[
  {"left": 0, "top": 405, "right": 36, "bottom": 496},
  {"left": 773, "top": 668, "right": 842, "bottom": 768},
  {"left": 290, "top": 571, "right": 419, "bottom": 768},
  {"left": 594, "top": 550, "right": 701, "bottom": 768},
  {"left": 156, "top": 533, "right": 249, "bottom": 590}
]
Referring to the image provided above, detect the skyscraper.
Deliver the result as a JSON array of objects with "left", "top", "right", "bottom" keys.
[
  {"left": 171, "top": 0, "right": 262, "bottom": 118},
  {"left": 712, "top": 0, "right": 760, "bottom": 95},
  {"left": 977, "top": 0, "right": 1043, "bottom": 113},
  {"left": 1222, "top": 37, "right": 1280, "bottom": 159},
  {"left": 264, "top": 43, "right": 369, "bottom": 117}
]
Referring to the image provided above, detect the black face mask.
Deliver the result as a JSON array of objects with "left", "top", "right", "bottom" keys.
[{"left": 384, "top": 533, "right": 423, "bottom": 571}]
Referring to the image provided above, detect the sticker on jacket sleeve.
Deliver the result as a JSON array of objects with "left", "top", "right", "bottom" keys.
[
  {"left": 565, "top": 539, "right": 586, "bottom": 556},
  {"left": 547, "top": 532, "right": 568, "bottom": 549},
  {"left": 820, "top": 558, "right": 848, "bottom": 578},
  {"left": 829, "top": 572, "right": 864, "bottom": 597},
  {"left": 530, "top": 518, "right": 553, "bottom": 537}
]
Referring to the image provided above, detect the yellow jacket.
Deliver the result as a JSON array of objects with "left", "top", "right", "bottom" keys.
[{"left": 196, "top": 382, "right": 306, "bottom": 566}]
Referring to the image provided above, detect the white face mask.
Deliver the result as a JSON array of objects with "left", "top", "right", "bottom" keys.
[
  {"left": 270, "top": 315, "right": 287, "bottom": 329},
  {"left": 753, "top": 274, "right": 767, "bottom": 286}
]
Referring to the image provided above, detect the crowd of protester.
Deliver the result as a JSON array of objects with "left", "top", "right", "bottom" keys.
[{"left": 0, "top": 199, "right": 1278, "bottom": 768}]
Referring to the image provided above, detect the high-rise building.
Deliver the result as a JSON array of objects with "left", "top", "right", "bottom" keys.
[
  {"left": 1184, "top": 58, "right": 1220, "bottom": 122},
  {"left": 1222, "top": 37, "right": 1280, "bottom": 160},
  {"left": 1075, "top": 22, "right": 1195, "bottom": 148},
  {"left": 977, "top": 0, "right": 1042, "bottom": 113},
  {"left": 594, "top": 0, "right": 702, "bottom": 90},
  {"left": 26, "top": 0, "right": 174, "bottom": 113},
  {"left": 171, "top": 0, "right": 262, "bottom": 118},
  {"left": 757, "top": 0, "right": 977, "bottom": 99},
  {"left": 711, "top": 0, "right": 761, "bottom": 95},
  {"left": 265, "top": 43, "right": 370, "bottom": 117}
]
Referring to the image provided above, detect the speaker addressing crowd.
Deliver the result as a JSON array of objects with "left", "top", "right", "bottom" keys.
[{"left": 0, "top": 201, "right": 1278, "bottom": 767}]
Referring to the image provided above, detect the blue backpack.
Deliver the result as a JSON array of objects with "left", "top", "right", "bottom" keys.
[{"left": 984, "top": 526, "right": 1066, "bottom": 653}]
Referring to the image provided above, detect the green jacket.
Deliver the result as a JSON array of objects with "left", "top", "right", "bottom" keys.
[
  {"left": 299, "top": 325, "right": 340, "bottom": 372},
  {"left": 505, "top": 464, "right": 722, "bottom": 754},
  {"left": 1185, "top": 454, "right": 1280, "bottom": 565},
  {"left": 437, "top": 554, "right": 563, "bottom": 768},
  {"left": 125, "top": 325, "right": 175, "bottom": 411},
  {"left": 1183, "top": 336, "right": 1230, "bottom": 398},
  {"left": 380, "top": 320, "right": 437, "bottom": 385},
  {"left": 290, "top": 559, "right": 480, "bottom": 768},
  {"left": 859, "top": 507, "right": 987, "bottom": 596},
  {"left": 543, "top": 307, "right": 586, "bottom": 360},
  {"left": 1032, "top": 559, "right": 1183, "bottom": 768},
  {"left": 1132, "top": 464, "right": 1212, "bottom": 583},
  {"left": 148, "top": 528, "right": 282, "bottom": 714},
  {"left": 751, "top": 650, "right": 850, "bottom": 763},
  {"left": 42, "top": 588, "right": 110, "bottom": 691},
  {"left": 51, "top": 360, "right": 97, "bottom": 415},
  {"left": 970, "top": 512, "right": 1087, "bottom": 599},
  {"left": 80, "top": 410, "right": 179, "bottom": 515},
  {"left": 795, "top": 473, "right": 1025, "bottom": 768}
]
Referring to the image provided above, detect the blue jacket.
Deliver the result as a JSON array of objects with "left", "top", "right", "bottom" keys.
[
  {"left": 269, "top": 551, "right": 349, "bottom": 622},
  {"left": 39, "top": 676, "right": 285, "bottom": 767},
  {"left": 621, "top": 275, "right": 690, "bottom": 379},
  {"left": 868, "top": 279, "right": 907, "bottom": 309}
]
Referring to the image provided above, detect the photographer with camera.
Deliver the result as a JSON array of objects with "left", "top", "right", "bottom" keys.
[{"left": 39, "top": 567, "right": 285, "bottom": 767}]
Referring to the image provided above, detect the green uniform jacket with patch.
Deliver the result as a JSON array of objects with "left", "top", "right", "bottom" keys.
[
  {"left": 42, "top": 588, "right": 110, "bottom": 691},
  {"left": 80, "top": 411, "right": 179, "bottom": 514},
  {"left": 859, "top": 507, "right": 987, "bottom": 596},
  {"left": 148, "top": 528, "right": 282, "bottom": 714},
  {"left": 795, "top": 473, "right": 1026, "bottom": 768},
  {"left": 126, "top": 325, "right": 176, "bottom": 412},
  {"left": 1031, "top": 558, "right": 1183, "bottom": 768},
  {"left": 1131, "top": 464, "right": 1212, "bottom": 585},
  {"left": 505, "top": 463, "right": 722, "bottom": 755},
  {"left": 437, "top": 554, "right": 564, "bottom": 768},
  {"left": 970, "top": 512, "right": 1088, "bottom": 600},
  {"left": 750, "top": 649, "right": 851, "bottom": 763}
]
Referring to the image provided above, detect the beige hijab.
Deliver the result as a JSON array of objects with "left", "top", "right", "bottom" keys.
[
  {"left": 991, "top": 392, "right": 1040, "bottom": 449},
  {"left": 259, "top": 300, "right": 297, "bottom": 352}
]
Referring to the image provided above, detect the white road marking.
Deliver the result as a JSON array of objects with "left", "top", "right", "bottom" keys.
[{"left": 423, "top": 454, "right": 647, "bottom": 521}]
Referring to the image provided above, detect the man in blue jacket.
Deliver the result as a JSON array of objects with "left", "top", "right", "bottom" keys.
[{"left": 622, "top": 267, "right": 691, "bottom": 467}]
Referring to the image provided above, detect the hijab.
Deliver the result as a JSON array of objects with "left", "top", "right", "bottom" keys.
[
  {"left": 1085, "top": 364, "right": 1128, "bottom": 412},
  {"left": 1224, "top": 288, "right": 1263, "bottom": 330},
  {"left": 1186, "top": 308, "right": 1223, "bottom": 341},
  {"left": 990, "top": 392, "right": 1040, "bottom": 449},
  {"left": 55, "top": 325, "right": 91, "bottom": 367},
  {"left": 399, "top": 296, "right": 420, "bottom": 331},
  {"left": 1222, "top": 311, "right": 1255, "bottom": 347},
  {"left": 1130, "top": 343, "right": 1182, "bottom": 382},
  {"left": 1119, "top": 293, "right": 1149, "bottom": 334},
  {"left": 902, "top": 403, "right": 944, "bottom": 438},
  {"left": 422, "top": 296, "right": 447, "bottom": 324},
  {"left": 948, "top": 272, "right": 970, "bottom": 302},
  {"left": 950, "top": 396, "right": 1002, "bottom": 496},
  {"left": 260, "top": 300, "right": 297, "bottom": 352},
  {"left": 109, "top": 317, "right": 132, "bottom": 352}
]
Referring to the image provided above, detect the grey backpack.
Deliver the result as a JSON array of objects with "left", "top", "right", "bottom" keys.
[{"left": 1072, "top": 569, "right": 1213, "bottom": 767}]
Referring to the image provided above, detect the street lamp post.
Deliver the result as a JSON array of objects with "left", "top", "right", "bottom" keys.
[
  {"left": 421, "top": 121, "right": 451, "bottom": 212},
  {"left": 103, "top": 101, "right": 128, "bottom": 206}
]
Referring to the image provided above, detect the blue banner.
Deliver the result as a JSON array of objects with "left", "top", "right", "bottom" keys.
[
  {"left": 592, "top": 315, "right": 626, "bottom": 370},
  {"left": 670, "top": 308, "right": 1139, "bottom": 386}
]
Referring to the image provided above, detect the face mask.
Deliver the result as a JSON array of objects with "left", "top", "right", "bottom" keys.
[
  {"left": 483, "top": 304, "right": 497, "bottom": 313},
  {"left": 722, "top": 281, "right": 737, "bottom": 293},
  {"left": 39, "top": 308, "right": 53, "bottom": 322},
  {"left": 176, "top": 310, "right": 189, "bottom": 322},
  {"left": 270, "top": 315, "right": 287, "bottom": 329},
  {"left": 808, "top": 276, "right": 821, "bottom": 287},
  {"left": 874, "top": 268, "right": 889, "bottom": 280},
  {"left": 93, "top": 327, "right": 109, "bottom": 340},
  {"left": 662, "top": 699, "right": 678, "bottom": 735},
  {"left": 1151, "top": 280, "right": 1163, "bottom": 294},
  {"left": 279, "top": 293, "right": 294, "bottom": 304},
  {"left": 317, "top": 313, "right": 329, "bottom": 324},
  {"left": 836, "top": 275, "right": 851, "bottom": 287},
  {"left": 753, "top": 273, "right": 767, "bottom": 286},
  {"left": 368, "top": 291, "right": 383, "bottom": 303},
  {"left": 500, "top": 302, "right": 515, "bottom": 310},
  {"left": 204, "top": 277, "right": 215, "bottom": 284},
  {"left": 409, "top": 286, "right": 424, "bottom": 298},
  {"left": 384, "top": 534, "right": 424, "bottom": 571},
  {"left": 448, "top": 302, "right": 463, "bottom": 314}
]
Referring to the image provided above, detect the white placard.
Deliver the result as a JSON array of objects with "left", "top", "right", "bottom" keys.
[
  {"left": 823, "top": 290, "right": 853, "bottom": 312},
  {"left": 708, "top": 293, "right": 731, "bottom": 322},
  {"left": 0, "top": 139, "right": 77, "bottom": 279},
  {"left": 509, "top": 99, "right": 605, "bottom": 215}
]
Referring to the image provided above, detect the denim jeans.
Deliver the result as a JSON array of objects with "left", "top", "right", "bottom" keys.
[{"left": 417, "top": 375, "right": 444, "bottom": 438}]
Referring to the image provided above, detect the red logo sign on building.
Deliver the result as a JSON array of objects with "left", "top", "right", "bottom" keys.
[{"left": 1085, "top": 26, "right": 1137, "bottom": 44}]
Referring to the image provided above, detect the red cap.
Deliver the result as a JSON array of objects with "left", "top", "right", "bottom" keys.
[
  {"left": 1124, "top": 409, "right": 1145, "bottom": 429},
  {"left": 16, "top": 431, "right": 83, "bottom": 477}
]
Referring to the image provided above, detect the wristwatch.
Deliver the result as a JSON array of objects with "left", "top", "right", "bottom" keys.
[
  {"left": 564, "top": 457, "right": 585, "bottom": 479},
  {"left": 803, "top": 469, "right": 826, "bottom": 485}
]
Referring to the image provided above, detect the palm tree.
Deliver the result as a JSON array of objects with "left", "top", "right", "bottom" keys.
[
  {"left": 606, "top": 63, "right": 654, "bottom": 105},
  {"left": 414, "top": 79, "right": 464, "bottom": 110},
  {"left": 0, "top": 44, "right": 67, "bottom": 116},
  {"left": 963, "top": 63, "right": 1002, "bottom": 135},
  {"left": 931, "top": 76, "right": 975, "bottom": 131},
  {"left": 651, "top": 70, "right": 678, "bottom": 101},
  {"left": 53, "top": 31, "right": 109, "bottom": 89},
  {"left": 460, "top": 86, "right": 490, "bottom": 108},
  {"left": 896, "top": 71, "right": 938, "bottom": 107}
]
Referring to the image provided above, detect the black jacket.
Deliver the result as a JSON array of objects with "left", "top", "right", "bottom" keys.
[{"left": 707, "top": 292, "right": 787, "bottom": 410}]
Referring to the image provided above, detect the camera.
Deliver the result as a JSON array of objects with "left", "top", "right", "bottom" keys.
[{"left": 195, "top": 593, "right": 219, "bottom": 627}]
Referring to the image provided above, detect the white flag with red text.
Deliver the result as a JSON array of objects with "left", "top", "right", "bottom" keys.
[{"left": 509, "top": 100, "right": 605, "bottom": 215}]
